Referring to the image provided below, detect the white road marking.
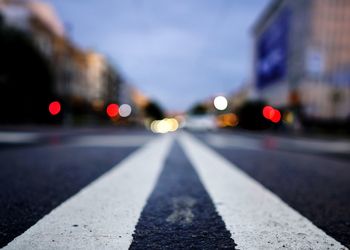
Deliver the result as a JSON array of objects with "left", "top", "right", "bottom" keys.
[
  {"left": 206, "top": 134, "right": 261, "bottom": 150},
  {"left": 0, "top": 132, "right": 39, "bottom": 143},
  {"left": 4, "top": 135, "right": 174, "bottom": 250},
  {"left": 206, "top": 133, "right": 350, "bottom": 154},
  {"left": 179, "top": 132, "right": 347, "bottom": 250},
  {"left": 69, "top": 135, "right": 154, "bottom": 147},
  {"left": 279, "top": 138, "right": 350, "bottom": 154}
]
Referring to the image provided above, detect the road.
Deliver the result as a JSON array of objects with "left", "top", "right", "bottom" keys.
[{"left": 0, "top": 128, "right": 349, "bottom": 249}]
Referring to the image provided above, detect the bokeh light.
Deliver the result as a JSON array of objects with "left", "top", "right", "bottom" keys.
[
  {"left": 48, "top": 101, "right": 61, "bottom": 116},
  {"left": 119, "top": 104, "right": 132, "bottom": 117},
  {"left": 214, "top": 96, "right": 228, "bottom": 111},
  {"left": 263, "top": 106, "right": 281, "bottom": 123},
  {"left": 150, "top": 118, "right": 179, "bottom": 133},
  {"left": 217, "top": 113, "right": 239, "bottom": 127},
  {"left": 283, "top": 111, "right": 294, "bottom": 124},
  {"left": 166, "top": 118, "right": 179, "bottom": 132},
  {"left": 106, "top": 104, "right": 119, "bottom": 118},
  {"left": 262, "top": 106, "right": 275, "bottom": 120},
  {"left": 271, "top": 109, "right": 281, "bottom": 123}
]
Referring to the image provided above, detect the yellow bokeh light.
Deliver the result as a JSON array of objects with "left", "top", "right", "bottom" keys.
[
  {"left": 150, "top": 120, "right": 159, "bottom": 133},
  {"left": 217, "top": 113, "right": 239, "bottom": 127},
  {"left": 150, "top": 118, "right": 179, "bottom": 133},
  {"left": 167, "top": 118, "right": 179, "bottom": 132},
  {"left": 283, "top": 111, "right": 294, "bottom": 124}
]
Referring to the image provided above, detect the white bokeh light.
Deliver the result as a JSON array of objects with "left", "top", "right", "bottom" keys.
[
  {"left": 119, "top": 104, "right": 132, "bottom": 117},
  {"left": 213, "top": 96, "right": 228, "bottom": 111}
]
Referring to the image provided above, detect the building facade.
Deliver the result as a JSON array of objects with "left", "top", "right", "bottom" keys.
[
  {"left": 0, "top": 0, "right": 123, "bottom": 123},
  {"left": 253, "top": 0, "right": 350, "bottom": 124}
]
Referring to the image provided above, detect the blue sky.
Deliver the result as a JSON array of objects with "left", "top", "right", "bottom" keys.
[{"left": 47, "top": 0, "right": 270, "bottom": 111}]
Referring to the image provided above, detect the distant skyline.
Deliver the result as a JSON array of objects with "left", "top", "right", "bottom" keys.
[{"left": 47, "top": 0, "right": 270, "bottom": 111}]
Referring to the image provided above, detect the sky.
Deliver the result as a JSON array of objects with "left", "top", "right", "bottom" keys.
[{"left": 47, "top": 0, "right": 270, "bottom": 111}]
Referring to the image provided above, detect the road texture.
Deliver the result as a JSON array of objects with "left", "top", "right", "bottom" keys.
[
  {"left": 195, "top": 131, "right": 350, "bottom": 247},
  {"left": 0, "top": 127, "right": 349, "bottom": 249}
]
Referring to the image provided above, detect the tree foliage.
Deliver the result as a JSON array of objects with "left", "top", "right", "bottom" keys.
[{"left": 0, "top": 17, "right": 55, "bottom": 123}]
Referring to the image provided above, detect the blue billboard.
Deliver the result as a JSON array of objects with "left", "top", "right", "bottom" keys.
[{"left": 256, "top": 9, "right": 290, "bottom": 89}]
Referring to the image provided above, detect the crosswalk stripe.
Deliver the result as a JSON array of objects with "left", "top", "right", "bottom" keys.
[
  {"left": 179, "top": 132, "right": 347, "bottom": 250},
  {"left": 3, "top": 134, "right": 173, "bottom": 250}
]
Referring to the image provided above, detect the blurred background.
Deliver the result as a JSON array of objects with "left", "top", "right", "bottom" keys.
[{"left": 0, "top": 0, "right": 349, "bottom": 135}]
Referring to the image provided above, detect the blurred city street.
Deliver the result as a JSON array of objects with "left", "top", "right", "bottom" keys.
[
  {"left": 0, "top": 127, "right": 349, "bottom": 249},
  {"left": 1, "top": 0, "right": 350, "bottom": 249}
]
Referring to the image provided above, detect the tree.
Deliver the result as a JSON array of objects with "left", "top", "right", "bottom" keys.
[
  {"left": 143, "top": 101, "right": 165, "bottom": 121},
  {"left": 237, "top": 100, "right": 271, "bottom": 130},
  {"left": 0, "top": 18, "right": 55, "bottom": 124},
  {"left": 188, "top": 103, "right": 208, "bottom": 115}
]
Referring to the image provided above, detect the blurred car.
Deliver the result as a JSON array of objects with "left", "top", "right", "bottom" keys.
[{"left": 182, "top": 114, "right": 217, "bottom": 131}]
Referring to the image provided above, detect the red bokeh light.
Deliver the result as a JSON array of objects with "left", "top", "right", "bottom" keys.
[
  {"left": 106, "top": 104, "right": 119, "bottom": 118},
  {"left": 262, "top": 105, "right": 281, "bottom": 123},
  {"left": 271, "top": 109, "right": 281, "bottom": 123},
  {"left": 262, "top": 106, "right": 275, "bottom": 120},
  {"left": 49, "top": 101, "right": 61, "bottom": 116}
]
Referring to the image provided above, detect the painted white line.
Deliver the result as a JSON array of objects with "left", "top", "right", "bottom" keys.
[
  {"left": 69, "top": 135, "right": 154, "bottom": 147},
  {"left": 206, "top": 134, "right": 261, "bottom": 150},
  {"left": 279, "top": 138, "right": 350, "bottom": 154},
  {"left": 207, "top": 133, "right": 350, "bottom": 154},
  {"left": 179, "top": 132, "right": 347, "bottom": 250},
  {"left": 0, "top": 132, "right": 39, "bottom": 143},
  {"left": 4, "top": 135, "right": 174, "bottom": 250}
]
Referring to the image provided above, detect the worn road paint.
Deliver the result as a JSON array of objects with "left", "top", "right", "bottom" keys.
[{"left": 166, "top": 196, "right": 196, "bottom": 225}]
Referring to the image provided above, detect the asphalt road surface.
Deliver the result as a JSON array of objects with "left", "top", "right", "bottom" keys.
[{"left": 0, "top": 127, "right": 349, "bottom": 249}]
